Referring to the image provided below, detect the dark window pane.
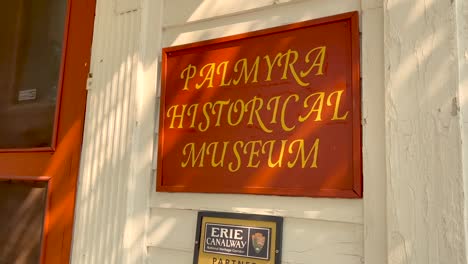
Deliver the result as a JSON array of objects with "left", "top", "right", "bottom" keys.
[
  {"left": 0, "top": 0, "right": 67, "bottom": 149},
  {"left": 0, "top": 180, "right": 47, "bottom": 264}
]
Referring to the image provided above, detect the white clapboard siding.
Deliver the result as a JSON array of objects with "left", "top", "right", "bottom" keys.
[
  {"left": 163, "top": 0, "right": 275, "bottom": 27},
  {"left": 162, "top": 0, "right": 360, "bottom": 47},
  {"left": 147, "top": 209, "right": 363, "bottom": 263},
  {"left": 163, "top": 0, "right": 359, "bottom": 30},
  {"left": 281, "top": 218, "right": 362, "bottom": 264},
  {"left": 148, "top": 247, "right": 193, "bottom": 264},
  {"left": 71, "top": 0, "right": 390, "bottom": 263},
  {"left": 150, "top": 193, "right": 363, "bottom": 224},
  {"left": 148, "top": 0, "right": 365, "bottom": 263},
  {"left": 147, "top": 208, "right": 198, "bottom": 251}
]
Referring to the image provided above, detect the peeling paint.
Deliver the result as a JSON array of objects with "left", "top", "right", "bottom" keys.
[
  {"left": 452, "top": 97, "right": 460, "bottom": 116},
  {"left": 385, "top": 0, "right": 466, "bottom": 263}
]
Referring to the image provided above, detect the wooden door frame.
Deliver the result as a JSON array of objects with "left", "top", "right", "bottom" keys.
[{"left": 0, "top": 0, "right": 96, "bottom": 263}]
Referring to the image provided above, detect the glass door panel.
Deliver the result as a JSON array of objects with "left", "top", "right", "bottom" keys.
[
  {"left": 0, "top": 180, "right": 48, "bottom": 264},
  {"left": 0, "top": 0, "right": 95, "bottom": 263},
  {"left": 0, "top": 0, "right": 67, "bottom": 149}
]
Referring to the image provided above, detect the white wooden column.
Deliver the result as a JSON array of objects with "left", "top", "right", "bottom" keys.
[
  {"left": 457, "top": 0, "right": 468, "bottom": 260},
  {"left": 361, "top": 0, "right": 387, "bottom": 263},
  {"left": 385, "top": 0, "right": 467, "bottom": 263},
  {"left": 71, "top": 0, "right": 150, "bottom": 263}
]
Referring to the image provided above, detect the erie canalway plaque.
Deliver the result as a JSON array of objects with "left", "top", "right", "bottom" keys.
[{"left": 194, "top": 212, "right": 283, "bottom": 264}]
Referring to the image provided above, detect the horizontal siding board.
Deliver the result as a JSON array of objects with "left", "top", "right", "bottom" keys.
[
  {"left": 147, "top": 208, "right": 198, "bottom": 250},
  {"left": 147, "top": 208, "right": 363, "bottom": 264},
  {"left": 150, "top": 193, "right": 363, "bottom": 224},
  {"left": 163, "top": 0, "right": 275, "bottom": 27},
  {"left": 282, "top": 218, "right": 363, "bottom": 264},
  {"left": 148, "top": 247, "right": 193, "bottom": 263},
  {"left": 361, "top": 0, "right": 383, "bottom": 10},
  {"left": 162, "top": 0, "right": 360, "bottom": 46},
  {"left": 163, "top": 0, "right": 360, "bottom": 29}
]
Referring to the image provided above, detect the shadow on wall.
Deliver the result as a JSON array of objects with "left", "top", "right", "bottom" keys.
[
  {"left": 74, "top": 0, "right": 361, "bottom": 264},
  {"left": 71, "top": 0, "right": 142, "bottom": 262},
  {"left": 71, "top": 0, "right": 467, "bottom": 263},
  {"left": 148, "top": 0, "right": 364, "bottom": 263}
]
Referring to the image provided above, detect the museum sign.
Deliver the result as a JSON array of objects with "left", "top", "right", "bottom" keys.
[{"left": 157, "top": 12, "right": 362, "bottom": 198}]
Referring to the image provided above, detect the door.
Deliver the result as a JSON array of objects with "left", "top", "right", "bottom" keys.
[{"left": 0, "top": 0, "right": 96, "bottom": 263}]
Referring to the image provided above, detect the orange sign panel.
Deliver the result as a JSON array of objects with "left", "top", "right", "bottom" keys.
[{"left": 157, "top": 12, "right": 361, "bottom": 198}]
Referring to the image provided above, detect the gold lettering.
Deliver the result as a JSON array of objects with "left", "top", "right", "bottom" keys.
[
  {"left": 267, "top": 95, "right": 281, "bottom": 124},
  {"left": 278, "top": 49, "right": 309, "bottom": 87},
  {"left": 287, "top": 138, "right": 320, "bottom": 168},
  {"left": 327, "top": 90, "right": 349, "bottom": 120},
  {"left": 187, "top": 104, "right": 199, "bottom": 128},
  {"left": 216, "top": 61, "right": 232, "bottom": 87},
  {"left": 280, "top": 94, "right": 299, "bottom": 131},
  {"left": 243, "top": 140, "right": 262, "bottom": 168},
  {"left": 245, "top": 97, "right": 273, "bottom": 133},
  {"left": 233, "top": 57, "right": 260, "bottom": 85},
  {"left": 212, "top": 100, "right": 230, "bottom": 127},
  {"left": 298, "top": 92, "right": 325, "bottom": 122},
  {"left": 262, "top": 140, "right": 287, "bottom": 168},
  {"left": 207, "top": 141, "right": 229, "bottom": 167},
  {"left": 181, "top": 142, "right": 206, "bottom": 167},
  {"left": 198, "top": 102, "right": 212, "bottom": 132},
  {"left": 300, "top": 46, "right": 326, "bottom": 77},
  {"left": 228, "top": 141, "right": 244, "bottom": 172},
  {"left": 195, "top": 63, "right": 216, "bottom": 89},
  {"left": 227, "top": 99, "right": 245, "bottom": 127},
  {"left": 166, "top": 104, "right": 187, "bottom": 128},
  {"left": 180, "top": 64, "right": 196, "bottom": 90},
  {"left": 264, "top": 53, "right": 282, "bottom": 81}
]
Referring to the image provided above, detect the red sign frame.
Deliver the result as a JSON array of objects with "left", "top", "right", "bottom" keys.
[{"left": 157, "top": 12, "right": 361, "bottom": 198}]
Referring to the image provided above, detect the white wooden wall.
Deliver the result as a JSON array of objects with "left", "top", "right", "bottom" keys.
[
  {"left": 147, "top": 0, "right": 386, "bottom": 263},
  {"left": 71, "top": 0, "right": 468, "bottom": 263},
  {"left": 71, "top": 0, "right": 388, "bottom": 263},
  {"left": 458, "top": 0, "right": 468, "bottom": 259},
  {"left": 71, "top": 0, "right": 146, "bottom": 263},
  {"left": 385, "top": 0, "right": 468, "bottom": 263}
]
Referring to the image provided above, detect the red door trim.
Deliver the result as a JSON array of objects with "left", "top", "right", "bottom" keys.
[{"left": 0, "top": 0, "right": 96, "bottom": 263}]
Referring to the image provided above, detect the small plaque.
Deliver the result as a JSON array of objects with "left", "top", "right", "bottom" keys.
[
  {"left": 194, "top": 212, "right": 283, "bottom": 264},
  {"left": 18, "top": 89, "right": 37, "bottom": 101}
]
